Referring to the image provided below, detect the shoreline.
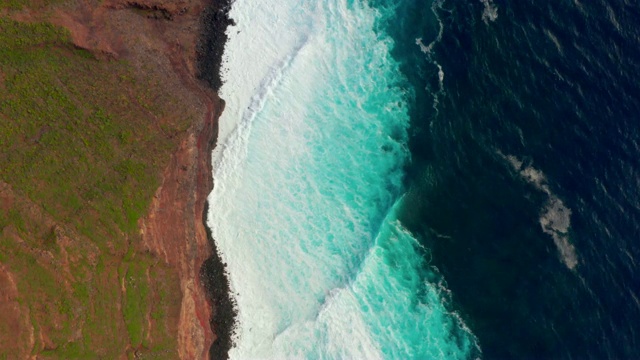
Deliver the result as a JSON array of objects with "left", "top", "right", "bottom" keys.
[
  {"left": 200, "top": 201, "right": 237, "bottom": 360},
  {"left": 195, "top": 1, "right": 237, "bottom": 359}
]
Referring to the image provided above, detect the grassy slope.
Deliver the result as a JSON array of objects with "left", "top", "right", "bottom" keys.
[{"left": 0, "top": 3, "right": 193, "bottom": 359}]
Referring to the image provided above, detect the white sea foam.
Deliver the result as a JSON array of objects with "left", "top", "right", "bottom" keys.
[
  {"left": 212, "top": 1, "right": 315, "bottom": 163},
  {"left": 480, "top": 0, "right": 498, "bottom": 24},
  {"left": 502, "top": 153, "right": 578, "bottom": 269},
  {"left": 416, "top": 0, "right": 446, "bottom": 115},
  {"left": 209, "top": 0, "right": 478, "bottom": 357}
]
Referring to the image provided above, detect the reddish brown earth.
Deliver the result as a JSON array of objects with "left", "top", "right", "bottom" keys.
[
  {"left": 141, "top": 95, "right": 222, "bottom": 360},
  {"left": 0, "top": 262, "right": 33, "bottom": 358},
  {"left": 52, "top": 0, "right": 227, "bottom": 358},
  {"left": 140, "top": 83, "right": 223, "bottom": 360}
]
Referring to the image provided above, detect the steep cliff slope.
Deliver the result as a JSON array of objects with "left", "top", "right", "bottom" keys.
[{"left": 0, "top": 0, "right": 229, "bottom": 358}]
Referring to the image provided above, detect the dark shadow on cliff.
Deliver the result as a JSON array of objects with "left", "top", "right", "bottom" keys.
[
  {"left": 197, "top": 0, "right": 235, "bottom": 91},
  {"left": 200, "top": 202, "right": 237, "bottom": 360},
  {"left": 196, "top": 1, "right": 237, "bottom": 360}
]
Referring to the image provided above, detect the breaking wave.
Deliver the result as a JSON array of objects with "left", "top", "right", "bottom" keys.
[{"left": 208, "top": 0, "right": 479, "bottom": 358}]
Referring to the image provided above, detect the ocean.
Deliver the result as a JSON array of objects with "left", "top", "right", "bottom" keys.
[{"left": 207, "top": 0, "right": 640, "bottom": 358}]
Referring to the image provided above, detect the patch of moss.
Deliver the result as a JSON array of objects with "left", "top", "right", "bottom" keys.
[
  {"left": 0, "top": 0, "right": 64, "bottom": 10},
  {"left": 0, "top": 15, "right": 191, "bottom": 358},
  {"left": 40, "top": 341, "right": 99, "bottom": 360},
  {"left": 0, "top": 18, "right": 187, "bottom": 246},
  {"left": 122, "top": 256, "right": 152, "bottom": 347}
]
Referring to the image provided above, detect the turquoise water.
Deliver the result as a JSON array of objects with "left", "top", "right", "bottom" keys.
[{"left": 207, "top": 0, "right": 478, "bottom": 358}]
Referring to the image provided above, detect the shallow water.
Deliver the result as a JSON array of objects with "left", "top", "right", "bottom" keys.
[{"left": 208, "top": 0, "right": 478, "bottom": 358}]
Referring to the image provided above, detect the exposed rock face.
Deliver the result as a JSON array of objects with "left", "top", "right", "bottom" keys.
[
  {"left": 197, "top": 1, "right": 234, "bottom": 92},
  {"left": 105, "top": 0, "right": 191, "bottom": 19},
  {"left": 141, "top": 94, "right": 223, "bottom": 359},
  {"left": 52, "top": 0, "right": 232, "bottom": 358},
  {"left": 0, "top": 261, "right": 33, "bottom": 359}
]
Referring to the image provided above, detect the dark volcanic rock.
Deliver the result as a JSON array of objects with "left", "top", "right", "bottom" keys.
[{"left": 197, "top": 0, "right": 234, "bottom": 91}]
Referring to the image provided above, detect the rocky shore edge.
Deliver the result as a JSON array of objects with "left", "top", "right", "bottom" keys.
[
  {"left": 130, "top": 0, "right": 237, "bottom": 357},
  {"left": 197, "top": 3, "right": 238, "bottom": 360},
  {"left": 100, "top": 0, "right": 238, "bottom": 358}
]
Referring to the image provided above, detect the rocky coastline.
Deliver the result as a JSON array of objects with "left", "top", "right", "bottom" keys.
[
  {"left": 136, "top": 0, "right": 237, "bottom": 358},
  {"left": 197, "top": 4, "right": 238, "bottom": 360}
]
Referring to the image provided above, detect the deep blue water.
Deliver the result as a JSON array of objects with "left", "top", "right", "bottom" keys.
[{"left": 379, "top": 0, "right": 640, "bottom": 358}]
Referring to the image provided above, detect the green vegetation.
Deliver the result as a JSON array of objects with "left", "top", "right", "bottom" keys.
[
  {"left": 122, "top": 255, "right": 152, "bottom": 346},
  {"left": 0, "top": 18, "right": 169, "bottom": 247},
  {"left": 0, "top": 0, "right": 64, "bottom": 10},
  {"left": 0, "top": 12, "right": 190, "bottom": 358}
]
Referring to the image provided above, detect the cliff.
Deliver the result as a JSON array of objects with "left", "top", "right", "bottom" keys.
[{"left": 0, "top": 0, "right": 232, "bottom": 358}]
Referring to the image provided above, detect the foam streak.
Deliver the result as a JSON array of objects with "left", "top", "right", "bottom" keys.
[{"left": 502, "top": 153, "right": 579, "bottom": 269}]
